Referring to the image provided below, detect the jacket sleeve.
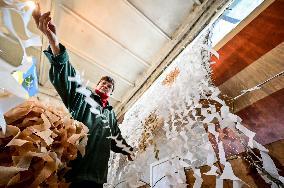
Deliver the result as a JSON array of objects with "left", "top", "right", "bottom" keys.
[
  {"left": 111, "top": 118, "right": 134, "bottom": 155},
  {"left": 43, "top": 43, "right": 79, "bottom": 112}
]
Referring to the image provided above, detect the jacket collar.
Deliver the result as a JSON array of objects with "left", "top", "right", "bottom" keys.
[{"left": 91, "top": 92, "right": 113, "bottom": 110}]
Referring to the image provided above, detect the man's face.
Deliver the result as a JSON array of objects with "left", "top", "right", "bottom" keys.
[{"left": 95, "top": 80, "right": 113, "bottom": 95}]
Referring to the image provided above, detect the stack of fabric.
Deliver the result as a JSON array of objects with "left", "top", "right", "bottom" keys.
[{"left": 0, "top": 100, "right": 88, "bottom": 187}]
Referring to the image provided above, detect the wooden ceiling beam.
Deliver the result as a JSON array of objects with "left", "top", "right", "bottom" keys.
[
  {"left": 214, "top": 0, "right": 275, "bottom": 51},
  {"left": 115, "top": 0, "right": 232, "bottom": 118}
]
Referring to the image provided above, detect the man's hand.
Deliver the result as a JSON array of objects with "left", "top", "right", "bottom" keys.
[{"left": 32, "top": 3, "right": 60, "bottom": 55}]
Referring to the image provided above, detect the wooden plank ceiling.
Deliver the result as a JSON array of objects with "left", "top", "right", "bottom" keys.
[{"left": 212, "top": 0, "right": 284, "bottom": 146}]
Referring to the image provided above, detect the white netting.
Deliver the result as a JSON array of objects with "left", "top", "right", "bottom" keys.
[{"left": 106, "top": 32, "right": 284, "bottom": 188}]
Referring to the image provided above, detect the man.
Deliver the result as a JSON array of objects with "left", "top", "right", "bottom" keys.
[{"left": 32, "top": 4, "right": 133, "bottom": 188}]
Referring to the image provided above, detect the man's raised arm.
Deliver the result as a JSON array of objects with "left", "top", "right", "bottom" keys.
[{"left": 32, "top": 3, "right": 81, "bottom": 112}]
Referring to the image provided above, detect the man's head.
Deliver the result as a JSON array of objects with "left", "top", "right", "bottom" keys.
[{"left": 95, "top": 76, "right": 115, "bottom": 96}]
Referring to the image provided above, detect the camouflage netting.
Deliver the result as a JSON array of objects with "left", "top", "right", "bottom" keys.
[{"left": 0, "top": 100, "right": 88, "bottom": 188}]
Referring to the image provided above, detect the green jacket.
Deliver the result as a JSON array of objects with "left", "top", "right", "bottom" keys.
[{"left": 44, "top": 44, "right": 132, "bottom": 184}]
